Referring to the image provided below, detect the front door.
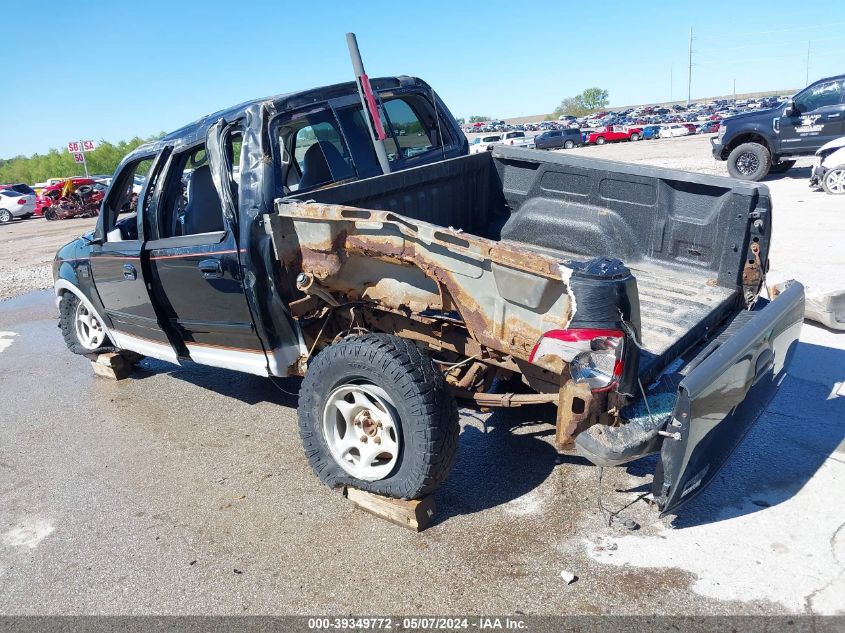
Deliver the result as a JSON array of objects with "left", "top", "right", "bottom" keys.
[
  {"left": 778, "top": 78, "right": 845, "bottom": 152},
  {"left": 89, "top": 151, "right": 178, "bottom": 362},
  {"left": 143, "top": 127, "right": 267, "bottom": 376}
]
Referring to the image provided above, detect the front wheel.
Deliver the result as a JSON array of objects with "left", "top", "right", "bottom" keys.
[
  {"left": 726, "top": 142, "right": 771, "bottom": 181},
  {"left": 563, "top": 140, "right": 575, "bottom": 149},
  {"left": 630, "top": 133, "right": 640, "bottom": 141},
  {"left": 59, "top": 292, "right": 112, "bottom": 355},
  {"left": 297, "top": 334, "right": 459, "bottom": 499},
  {"left": 822, "top": 167, "right": 845, "bottom": 195},
  {"left": 44, "top": 208, "right": 58, "bottom": 221}
]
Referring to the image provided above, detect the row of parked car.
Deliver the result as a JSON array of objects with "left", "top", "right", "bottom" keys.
[{"left": 0, "top": 174, "right": 145, "bottom": 224}]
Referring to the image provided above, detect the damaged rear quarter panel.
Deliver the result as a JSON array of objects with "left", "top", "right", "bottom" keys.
[{"left": 272, "top": 201, "right": 574, "bottom": 365}]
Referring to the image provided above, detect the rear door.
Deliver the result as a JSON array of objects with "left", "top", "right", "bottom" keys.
[
  {"left": 143, "top": 123, "right": 268, "bottom": 376},
  {"left": 88, "top": 150, "right": 178, "bottom": 362},
  {"left": 652, "top": 281, "right": 805, "bottom": 515}
]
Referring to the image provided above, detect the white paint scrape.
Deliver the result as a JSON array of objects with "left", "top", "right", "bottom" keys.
[
  {"left": 0, "top": 331, "right": 17, "bottom": 354},
  {"left": 3, "top": 520, "right": 55, "bottom": 549},
  {"left": 585, "top": 455, "right": 845, "bottom": 614}
]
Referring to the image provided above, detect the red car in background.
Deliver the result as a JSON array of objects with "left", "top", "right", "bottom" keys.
[
  {"left": 35, "top": 178, "right": 106, "bottom": 217},
  {"left": 584, "top": 125, "right": 643, "bottom": 145}
]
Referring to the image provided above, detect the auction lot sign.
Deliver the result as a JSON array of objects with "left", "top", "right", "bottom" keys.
[{"left": 66, "top": 140, "right": 96, "bottom": 173}]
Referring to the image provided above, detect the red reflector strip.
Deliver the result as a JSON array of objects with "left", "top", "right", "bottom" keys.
[{"left": 359, "top": 73, "right": 387, "bottom": 141}]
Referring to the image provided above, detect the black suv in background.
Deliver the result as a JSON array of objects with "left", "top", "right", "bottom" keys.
[
  {"left": 712, "top": 73, "right": 845, "bottom": 180},
  {"left": 534, "top": 128, "right": 582, "bottom": 150}
]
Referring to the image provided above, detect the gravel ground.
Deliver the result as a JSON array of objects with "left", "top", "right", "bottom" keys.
[{"left": 0, "top": 216, "right": 97, "bottom": 301}]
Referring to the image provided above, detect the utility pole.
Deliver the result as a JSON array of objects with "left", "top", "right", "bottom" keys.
[
  {"left": 687, "top": 27, "right": 693, "bottom": 106},
  {"left": 805, "top": 41, "right": 811, "bottom": 85},
  {"left": 733, "top": 78, "right": 736, "bottom": 103},
  {"left": 670, "top": 65, "right": 673, "bottom": 102}
]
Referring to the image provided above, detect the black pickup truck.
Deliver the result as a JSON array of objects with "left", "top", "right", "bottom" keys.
[
  {"left": 53, "top": 76, "right": 805, "bottom": 518},
  {"left": 712, "top": 73, "right": 845, "bottom": 180}
]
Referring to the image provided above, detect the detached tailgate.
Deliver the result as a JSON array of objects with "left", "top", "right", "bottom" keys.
[{"left": 653, "top": 281, "right": 805, "bottom": 515}]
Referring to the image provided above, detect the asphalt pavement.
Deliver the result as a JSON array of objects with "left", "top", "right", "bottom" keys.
[{"left": 1, "top": 290, "right": 843, "bottom": 615}]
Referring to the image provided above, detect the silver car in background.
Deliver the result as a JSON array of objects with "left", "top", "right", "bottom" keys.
[{"left": 0, "top": 184, "right": 37, "bottom": 224}]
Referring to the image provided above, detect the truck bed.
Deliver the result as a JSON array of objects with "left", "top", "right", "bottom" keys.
[{"left": 287, "top": 146, "right": 769, "bottom": 380}]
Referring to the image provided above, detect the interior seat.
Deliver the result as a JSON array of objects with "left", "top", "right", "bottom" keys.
[
  {"left": 184, "top": 164, "right": 224, "bottom": 234},
  {"left": 299, "top": 142, "right": 351, "bottom": 190}
]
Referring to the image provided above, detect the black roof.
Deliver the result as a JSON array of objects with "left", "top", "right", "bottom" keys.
[{"left": 130, "top": 75, "right": 427, "bottom": 158}]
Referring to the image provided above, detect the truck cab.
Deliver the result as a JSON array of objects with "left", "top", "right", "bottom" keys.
[{"left": 712, "top": 73, "right": 845, "bottom": 180}]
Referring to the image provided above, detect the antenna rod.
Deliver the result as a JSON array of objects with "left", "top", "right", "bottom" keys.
[
  {"left": 346, "top": 32, "right": 391, "bottom": 175},
  {"left": 687, "top": 27, "right": 693, "bottom": 106}
]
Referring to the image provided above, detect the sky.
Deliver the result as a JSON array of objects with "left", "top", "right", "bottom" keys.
[{"left": 2, "top": 0, "right": 844, "bottom": 159}]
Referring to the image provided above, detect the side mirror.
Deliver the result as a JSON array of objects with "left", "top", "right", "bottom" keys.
[{"left": 783, "top": 101, "right": 795, "bottom": 117}]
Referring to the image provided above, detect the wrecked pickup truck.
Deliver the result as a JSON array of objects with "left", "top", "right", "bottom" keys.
[{"left": 54, "top": 76, "right": 804, "bottom": 517}]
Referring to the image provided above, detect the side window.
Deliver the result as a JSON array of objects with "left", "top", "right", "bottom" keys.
[
  {"left": 381, "top": 98, "right": 435, "bottom": 161},
  {"left": 104, "top": 156, "right": 156, "bottom": 242},
  {"left": 794, "top": 80, "right": 844, "bottom": 113},
  {"left": 158, "top": 145, "right": 225, "bottom": 238},
  {"left": 278, "top": 109, "right": 355, "bottom": 193}
]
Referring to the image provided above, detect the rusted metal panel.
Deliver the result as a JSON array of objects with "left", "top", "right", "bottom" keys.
[{"left": 273, "top": 201, "right": 575, "bottom": 367}]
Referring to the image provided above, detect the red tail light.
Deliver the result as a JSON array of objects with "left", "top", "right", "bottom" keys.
[
  {"left": 17, "top": 198, "right": 26, "bottom": 205},
  {"left": 529, "top": 328, "right": 625, "bottom": 392}
]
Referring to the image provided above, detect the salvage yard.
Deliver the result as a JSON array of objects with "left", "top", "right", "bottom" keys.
[{"left": 1, "top": 134, "right": 843, "bottom": 616}]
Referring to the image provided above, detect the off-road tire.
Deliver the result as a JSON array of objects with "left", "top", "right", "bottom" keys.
[
  {"left": 59, "top": 292, "right": 113, "bottom": 355},
  {"left": 769, "top": 159, "right": 796, "bottom": 174},
  {"left": 563, "top": 140, "right": 575, "bottom": 149},
  {"left": 298, "top": 334, "right": 460, "bottom": 499},
  {"left": 727, "top": 142, "right": 771, "bottom": 181},
  {"left": 0, "top": 209, "right": 12, "bottom": 224}
]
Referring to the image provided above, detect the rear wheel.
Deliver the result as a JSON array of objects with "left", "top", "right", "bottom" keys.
[
  {"left": 595, "top": 136, "right": 606, "bottom": 145},
  {"left": 297, "top": 334, "right": 459, "bottom": 499},
  {"left": 822, "top": 167, "right": 845, "bottom": 195},
  {"left": 769, "top": 159, "right": 797, "bottom": 174},
  {"left": 630, "top": 133, "right": 640, "bottom": 141},
  {"left": 726, "top": 142, "right": 771, "bottom": 181},
  {"left": 0, "top": 209, "right": 12, "bottom": 224},
  {"left": 563, "top": 140, "right": 575, "bottom": 149}
]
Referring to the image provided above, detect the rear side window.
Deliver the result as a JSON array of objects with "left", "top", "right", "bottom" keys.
[
  {"left": 381, "top": 98, "right": 434, "bottom": 161},
  {"left": 278, "top": 108, "right": 355, "bottom": 193},
  {"left": 9, "top": 184, "right": 35, "bottom": 195}
]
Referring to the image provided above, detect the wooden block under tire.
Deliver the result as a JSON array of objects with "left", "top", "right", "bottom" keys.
[
  {"left": 343, "top": 487, "right": 436, "bottom": 532},
  {"left": 87, "top": 352, "right": 131, "bottom": 380}
]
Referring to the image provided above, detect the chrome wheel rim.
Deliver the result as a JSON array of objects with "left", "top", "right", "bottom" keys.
[
  {"left": 74, "top": 301, "right": 105, "bottom": 350},
  {"left": 322, "top": 383, "right": 400, "bottom": 481},
  {"left": 826, "top": 169, "right": 845, "bottom": 194},
  {"left": 0, "top": 210, "right": 11, "bottom": 223},
  {"left": 736, "top": 152, "right": 760, "bottom": 176}
]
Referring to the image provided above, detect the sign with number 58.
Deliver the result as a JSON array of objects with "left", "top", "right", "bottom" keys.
[{"left": 72, "top": 152, "right": 85, "bottom": 164}]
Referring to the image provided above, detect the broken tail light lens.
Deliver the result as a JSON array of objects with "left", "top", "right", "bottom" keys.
[{"left": 529, "top": 328, "right": 625, "bottom": 392}]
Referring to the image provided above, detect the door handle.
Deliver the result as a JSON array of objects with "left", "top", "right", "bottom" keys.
[
  {"left": 198, "top": 259, "right": 223, "bottom": 279},
  {"left": 122, "top": 263, "right": 137, "bottom": 280},
  {"left": 827, "top": 113, "right": 841, "bottom": 119}
]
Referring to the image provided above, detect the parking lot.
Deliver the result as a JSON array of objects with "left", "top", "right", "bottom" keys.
[{"left": 1, "top": 134, "right": 843, "bottom": 616}]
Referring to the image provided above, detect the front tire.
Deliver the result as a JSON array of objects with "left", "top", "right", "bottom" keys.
[
  {"left": 822, "top": 167, "right": 845, "bottom": 195},
  {"left": 630, "top": 133, "right": 640, "bottom": 141},
  {"left": 45, "top": 208, "right": 58, "bottom": 221},
  {"left": 726, "top": 142, "right": 771, "bottom": 181},
  {"left": 59, "top": 292, "right": 112, "bottom": 355},
  {"left": 298, "top": 334, "right": 459, "bottom": 499}
]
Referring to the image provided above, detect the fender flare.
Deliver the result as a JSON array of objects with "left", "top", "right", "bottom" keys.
[{"left": 54, "top": 279, "right": 118, "bottom": 345}]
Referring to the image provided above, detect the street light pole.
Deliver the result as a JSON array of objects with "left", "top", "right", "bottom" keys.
[{"left": 687, "top": 27, "right": 693, "bottom": 106}]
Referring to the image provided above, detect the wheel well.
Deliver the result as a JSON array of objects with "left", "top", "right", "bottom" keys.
[{"left": 723, "top": 133, "right": 771, "bottom": 159}]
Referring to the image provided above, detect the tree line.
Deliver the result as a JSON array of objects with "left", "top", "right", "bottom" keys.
[{"left": 0, "top": 134, "right": 164, "bottom": 185}]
